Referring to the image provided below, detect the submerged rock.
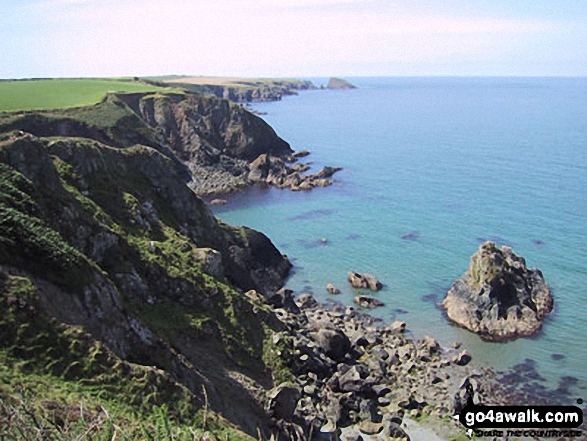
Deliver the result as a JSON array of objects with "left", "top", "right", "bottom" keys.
[{"left": 442, "top": 241, "right": 553, "bottom": 341}]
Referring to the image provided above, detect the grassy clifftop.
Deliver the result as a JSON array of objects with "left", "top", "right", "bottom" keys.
[{"left": 0, "top": 78, "right": 180, "bottom": 112}]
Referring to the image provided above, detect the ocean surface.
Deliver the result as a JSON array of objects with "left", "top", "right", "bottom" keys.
[{"left": 213, "top": 77, "right": 587, "bottom": 396}]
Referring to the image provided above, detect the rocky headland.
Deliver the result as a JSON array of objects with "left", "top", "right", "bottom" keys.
[
  {"left": 442, "top": 241, "right": 553, "bottom": 341},
  {"left": 162, "top": 77, "right": 317, "bottom": 103},
  {"left": 0, "top": 91, "right": 341, "bottom": 197}
]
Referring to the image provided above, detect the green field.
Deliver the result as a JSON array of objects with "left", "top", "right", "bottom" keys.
[{"left": 0, "top": 78, "right": 171, "bottom": 112}]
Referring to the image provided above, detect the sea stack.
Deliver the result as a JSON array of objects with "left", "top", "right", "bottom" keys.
[
  {"left": 442, "top": 241, "right": 553, "bottom": 341},
  {"left": 327, "top": 77, "right": 357, "bottom": 90}
]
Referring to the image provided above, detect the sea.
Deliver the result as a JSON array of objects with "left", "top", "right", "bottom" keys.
[{"left": 213, "top": 77, "right": 587, "bottom": 397}]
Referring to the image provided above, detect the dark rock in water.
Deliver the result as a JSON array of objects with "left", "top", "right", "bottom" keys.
[
  {"left": 532, "top": 239, "right": 546, "bottom": 246},
  {"left": 400, "top": 231, "right": 420, "bottom": 241},
  {"left": 327, "top": 77, "right": 357, "bottom": 90},
  {"left": 326, "top": 283, "right": 341, "bottom": 294},
  {"left": 345, "top": 234, "right": 362, "bottom": 241},
  {"left": 292, "top": 149, "right": 310, "bottom": 159},
  {"left": 551, "top": 353, "right": 565, "bottom": 361},
  {"left": 348, "top": 271, "right": 382, "bottom": 291},
  {"left": 442, "top": 241, "right": 553, "bottom": 341},
  {"left": 354, "top": 296, "right": 385, "bottom": 308}
]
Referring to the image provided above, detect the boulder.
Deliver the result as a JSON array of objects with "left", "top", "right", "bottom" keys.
[
  {"left": 267, "top": 288, "right": 301, "bottom": 314},
  {"left": 348, "top": 271, "right": 382, "bottom": 291},
  {"left": 442, "top": 241, "right": 553, "bottom": 341},
  {"left": 453, "top": 350, "right": 472, "bottom": 366},
  {"left": 296, "top": 293, "right": 317, "bottom": 309},
  {"left": 314, "top": 328, "right": 351, "bottom": 362},
  {"left": 388, "top": 321, "right": 406, "bottom": 333},
  {"left": 266, "top": 383, "right": 301, "bottom": 420},
  {"left": 354, "top": 296, "right": 385, "bottom": 308},
  {"left": 327, "top": 283, "right": 341, "bottom": 294}
]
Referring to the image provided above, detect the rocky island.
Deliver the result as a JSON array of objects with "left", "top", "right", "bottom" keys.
[
  {"left": 442, "top": 241, "right": 553, "bottom": 341},
  {"left": 327, "top": 77, "right": 357, "bottom": 90}
]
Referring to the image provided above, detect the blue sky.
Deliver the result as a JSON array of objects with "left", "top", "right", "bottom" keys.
[{"left": 1, "top": 0, "right": 586, "bottom": 78}]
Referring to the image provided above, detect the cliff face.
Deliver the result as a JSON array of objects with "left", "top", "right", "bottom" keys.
[
  {"left": 0, "top": 119, "right": 292, "bottom": 436},
  {"left": 0, "top": 91, "right": 340, "bottom": 196},
  {"left": 163, "top": 78, "right": 317, "bottom": 102}
]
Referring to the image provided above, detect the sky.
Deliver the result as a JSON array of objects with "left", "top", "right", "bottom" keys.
[{"left": 1, "top": 0, "right": 586, "bottom": 78}]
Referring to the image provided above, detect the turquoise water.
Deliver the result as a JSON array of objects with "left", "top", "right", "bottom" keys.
[{"left": 214, "top": 77, "right": 587, "bottom": 392}]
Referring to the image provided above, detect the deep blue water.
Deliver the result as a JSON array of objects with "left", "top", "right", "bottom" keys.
[{"left": 214, "top": 77, "right": 587, "bottom": 393}]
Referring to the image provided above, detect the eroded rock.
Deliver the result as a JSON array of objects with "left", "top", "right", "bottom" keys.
[{"left": 442, "top": 241, "right": 553, "bottom": 341}]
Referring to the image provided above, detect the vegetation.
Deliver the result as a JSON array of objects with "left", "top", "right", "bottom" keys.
[
  {"left": 0, "top": 120, "right": 287, "bottom": 438},
  {"left": 0, "top": 78, "right": 175, "bottom": 112}
]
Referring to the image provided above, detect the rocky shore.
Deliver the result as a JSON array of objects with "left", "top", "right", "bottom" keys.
[{"left": 260, "top": 290, "right": 585, "bottom": 440}]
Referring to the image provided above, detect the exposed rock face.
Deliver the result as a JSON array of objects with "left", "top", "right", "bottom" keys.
[
  {"left": 327, "top": 77, "right": 357, "bottom": 90},
  {"left": 163, "top": 78, "right": 317, "bottom": 103},
  {"left": 442, "top": 241, "right": 553, "bottom": 341},
  {"left": 0, "top": 92, "right": 341, "bottom": 196}
]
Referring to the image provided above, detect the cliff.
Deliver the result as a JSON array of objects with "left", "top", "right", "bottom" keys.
[
  {"left": 0, "top": 91, "right": 340, "bottom": 196},
  {"left": 162, "top": 77, "right": 317, "bottom": 102},
  {"left": 0, "top": 127, "right": 296, "bottom": 437}
]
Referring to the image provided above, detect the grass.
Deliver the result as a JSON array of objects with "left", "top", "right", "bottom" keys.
[
  {"left": 163, "top": 77, "right": 309, "bottom": 87},
  {"left": 0, "top": 78, "right": 170, "bottom": 112}
]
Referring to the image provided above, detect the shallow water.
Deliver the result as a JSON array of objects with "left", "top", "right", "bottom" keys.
[{"left": 214, "top": 77, "right": 587, "bottom": 396}]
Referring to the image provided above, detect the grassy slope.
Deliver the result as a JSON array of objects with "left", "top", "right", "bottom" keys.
[
  {"left": 0, "top": 79, "right": 171, "bottom": 112},
  {"left": 163, "top": 76, "right": 310, "bottom": 91},
  {"left": 0, "top": 132, "right": 272, "bottom": 439}
]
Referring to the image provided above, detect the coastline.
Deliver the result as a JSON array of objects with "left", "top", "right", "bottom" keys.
[{"left": 1, "top": 77, "right": 585, "bottom": 440}]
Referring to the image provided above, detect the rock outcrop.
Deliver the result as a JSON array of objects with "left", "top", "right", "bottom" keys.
[
  {"left": 442, "top": 241, "right": 553, "bottom": 341},
  {"left": 0, "top": 92, "right": 341, "bottom": 196},
  {"left": 327, "top": 77, "right": 357, "bottom": 90},
  {"left": 163, "top": 78, "right": 317, "bottom": 103}
]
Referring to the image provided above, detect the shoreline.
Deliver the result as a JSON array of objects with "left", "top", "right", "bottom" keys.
[{"left": 266, "top": 290, "right": 586, "bottom": 439}]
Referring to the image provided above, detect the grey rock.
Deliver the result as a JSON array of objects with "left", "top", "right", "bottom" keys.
[
  {"left": 314, "top": 328, "right": 351, "bottom": 362},
  {"left": 442, "top": 241, "right": 553, "bottom": 341},
  {"left": 348, "top": 271, "right": 383, "bottom": 291}
]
